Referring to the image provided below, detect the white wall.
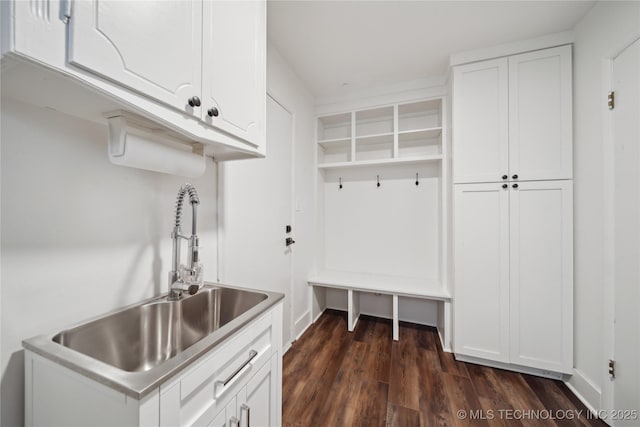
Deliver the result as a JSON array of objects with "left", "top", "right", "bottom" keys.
[
  {"left": 0, "top": 100, "right": 218, "bottom": 427},
  {"left": 571, "top": 1, "right": 640, "bottom": 410}
]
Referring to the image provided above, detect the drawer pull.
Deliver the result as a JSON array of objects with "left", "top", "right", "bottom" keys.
[
  {"left": 229, "top": 416, "right": 239, "bottom": 427},
  {"left": 218, "top": 350, "right": 258, "bottom": 387}
]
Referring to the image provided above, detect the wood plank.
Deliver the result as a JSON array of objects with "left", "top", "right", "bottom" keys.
[
  {"left": 388, "top": 324, "right": 421, "bottom": 411},
  {"left": 524, "top": 375, "right": 602, "bottom": 427},
  {"left": 416, "top": 324, "right": 439, "bottom": 352},
  {"left": 466, "top": 363, "right": 523, "bottom": 427},
  {"left": 443, "top": 373, "right": 489, "bottom": 427},
  {"left": 365, "top": 318, "right": 392, "bottom": 384},
  {"left": 494, "top": 369, "right": 557, "bottom": 427},
  {"left": 352, "top": 379, "right": 388, "bottom": 427},
  {"left": 353, "top": 315, "right": 376, "bottom": 343},
  {"left": 386, "top": 404, "right": 421, "bottom": 427},
  {"left": 417, "top": 348, "right": 455, "bottom": 427},
  {"left": 283, "top": 311, "right": 351, "bottom": 423},
  {"left": 318, "top": 341, "right": 368, "bottom": 426}
]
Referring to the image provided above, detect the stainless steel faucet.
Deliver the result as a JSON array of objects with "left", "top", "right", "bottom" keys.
[{"left": 168, "top": 183, "right": 203, "bottom": 300}]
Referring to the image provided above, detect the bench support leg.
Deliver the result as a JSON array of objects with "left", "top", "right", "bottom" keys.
[{"left": 392, "top": 294, "right": 399, "bottom": 341}]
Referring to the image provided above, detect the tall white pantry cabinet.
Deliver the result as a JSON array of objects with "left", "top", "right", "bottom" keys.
[{"left": 452, "top": 45, "right": 573, "bottom": 374}]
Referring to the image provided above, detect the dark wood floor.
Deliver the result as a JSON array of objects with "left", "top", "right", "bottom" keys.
[{"left": 282, "top": 310, "right": 605, "bottom": 427}]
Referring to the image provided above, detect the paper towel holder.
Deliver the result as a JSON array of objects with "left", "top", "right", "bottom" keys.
[{"left": 105, "top": 110, "right": 208, "bottom": 178}]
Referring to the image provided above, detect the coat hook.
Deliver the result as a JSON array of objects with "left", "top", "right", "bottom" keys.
[
  {"left": 415, "top": 172, "right": 419, "bottom": 186},
  {"left": 377, "top": 175, "right": 381, "bottom": 188},
  {"left": 339, "top": 177, "right": 343, "bottom": 190}
]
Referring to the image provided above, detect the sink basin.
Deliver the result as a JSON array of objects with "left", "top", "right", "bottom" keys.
[
  {"left": 24, "top": 283, "right": 282, "bottom": 398},
  {"left": 52, "top": 286, "right": 268, "bottom": 372}
]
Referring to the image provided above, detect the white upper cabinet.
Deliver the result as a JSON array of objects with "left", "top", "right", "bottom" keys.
[
  {"left": 68, "top": 1, "right": 203, "bottom": 113},
  {"left": 453, "top": 58, "right": 509, "bottom": 184},
  {"left": 509, "top": 46, "right": 572, "bottom": 181},
  {"left": 202, "top": 1, "right": 265, "bottom": 148},
  {"left": 453, "top": 45, "right": 572, "bottom": 183},
  {"left": 4, "top": 0, "right": 266, "bottom": 159}
]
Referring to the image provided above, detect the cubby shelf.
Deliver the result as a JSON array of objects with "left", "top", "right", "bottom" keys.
[
  {"left": 317, "top": 154, "right": 443, "bottom": 170},
  {"left": 398, "top": 127, "right": 442, "bottom": 139},
  {"left": 317, "top": 137, "right": 352, "bottom": 149}
]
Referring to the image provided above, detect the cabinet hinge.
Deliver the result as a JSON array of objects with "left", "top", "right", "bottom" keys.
[
  {"left": 607, "top": 91, "right": 615, "bottom": 110},
  {"left": 61, "top": 0, "right": 71, "bottom": 24},
  {"left": 608, "top": 359, "right": 616, "bottom": 378}
]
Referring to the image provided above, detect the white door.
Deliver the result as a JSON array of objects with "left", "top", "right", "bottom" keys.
[
  {"left": 219, "top": 96, "right": 293, "bottom": 347},
  {"left": 508, "top": 46, "right": 573, "bottom": 181},
  {"left": 509, "top": 180, "right": 573, "bottom": 374},
  {"left": 68, "top": 1, "right": 202, "bottom": 113},
  {"left": 612, "top": 37, "right": 640, "bottom": 424},
  {"left": 202, "top": 1, "right": 266, "bottom": 148},
  {"left": 454, "top": 183, "right": 510, "bottom": 362},
  {"left": 453, "top": 58, "right": 509, "bottom": 184}
]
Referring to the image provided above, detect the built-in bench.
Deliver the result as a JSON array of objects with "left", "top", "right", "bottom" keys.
[{"left": 308, "top": 270, "right": 451, "bottom": 350}]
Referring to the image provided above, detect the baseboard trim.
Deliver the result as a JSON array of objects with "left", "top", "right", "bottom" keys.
[
  {"left": 565, "top": 369, "right": 602, "bottom": 417},
  {"left": 312, "top": 307, "right": 325, "bottom": 323},
  {"left": 455, "top": 354, "right": 565, "bottom": 380},
  {"left": 282, "top": 341, "right": 292, "bottom": 355},
  {"left": 294, "top": 311, "right": 311, "bottom": 340}
]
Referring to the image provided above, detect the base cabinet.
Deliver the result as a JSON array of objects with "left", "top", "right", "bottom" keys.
[{"left": 454, "top": 181, "right": 573, "bottom": 374}]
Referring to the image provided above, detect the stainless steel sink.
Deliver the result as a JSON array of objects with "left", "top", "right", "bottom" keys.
[
  {"left": 23, "top": 283, "right": 282, "bottom": 398},
  {"left": 52, "top": 287, "right": 267, "bottom": 372}
]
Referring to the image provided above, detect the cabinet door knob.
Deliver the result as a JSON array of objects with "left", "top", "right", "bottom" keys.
[
  {"left": 207, "top": 107, "right": 219, "bottom": 117},
  {"left": 512, "top": 183, "right": 519, "bottom": 189},
  {"left": 512, "top": 174, "right": 518, "bottom": 180},
  {"left": 502, "top": 175, "right": 508, "bottom": 180},
  {"left": 188, "top": 96, "right": 201, "bottom": 107},
  {"left": 502, "top": 184, "right": 508, "bottom": 189}
]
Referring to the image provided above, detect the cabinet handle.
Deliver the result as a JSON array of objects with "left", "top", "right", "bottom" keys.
[
  {"left": 217, "top": 350, "right": 258, "bottom": 387},
  {"left": 229, "top": 416, "right": 239, "bottom": 427},
  {"left": 502, "top": 184, "right": 508, "bottom": 189},
  {"left": 188, "top": 96, "right": 201, "bottom": 107},
  {"left": 512, "top": 174, "right": 518, "bottom": 180},
  {"left": 512, "top": 183, "right": 519, "bottom": 189},
  {"left": 207, "top": 107, "right": 219, "bottom": 117},
  {"left": 241, "top": 404, "right": 251, "bottom": 427},
  {"left": 502, "top": 175, "right": 508, "bottom": 180}
]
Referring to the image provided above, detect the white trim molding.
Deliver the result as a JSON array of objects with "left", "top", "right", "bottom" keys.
[{"left": 450, "top": 31, "right": 574, "bottom": 67}]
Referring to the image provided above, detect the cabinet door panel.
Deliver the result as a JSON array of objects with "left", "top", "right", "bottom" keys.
[
  {"left": 453, "top": 58, "right": 509, "bottom": 183},
  {"left": 202, "top": 0, "right": 265, "bottom": 148},
  {"left": 509, "top": 180, "right": 573, "bottom": 373},
  {"left": 508, "top": 46, "right": 572, "bottom": 180},
  {"left": 238, "top": 354, "right": 277, "bottom": 427},
  {"left": 454, "top": 183, "right": 510, "bottom": 362},
  {"left": 68, "top": 0, "right": 202, "bottom": 112}
]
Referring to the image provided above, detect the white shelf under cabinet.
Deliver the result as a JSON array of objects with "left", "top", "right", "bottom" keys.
[
  {"left": 318, "top": 137, "right": 352, "bottom": 149},
  {"left": 317, "top": 154, "right": 443, "bottom": 170}
]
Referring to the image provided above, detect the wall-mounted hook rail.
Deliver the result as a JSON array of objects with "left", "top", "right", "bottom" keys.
[
  {"left": 377, "top": 175, "right": 381, "bottom": 188},
  {"left": 339, "top": 177, "right": 343, "bottom": 190},
  {"left": 415, "top": 172, "right": 419, "bottom": 186}
]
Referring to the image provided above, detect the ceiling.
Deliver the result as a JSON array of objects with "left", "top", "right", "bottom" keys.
[{"left": 267, "top": 1, "right": 595, "bottom": 98}]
